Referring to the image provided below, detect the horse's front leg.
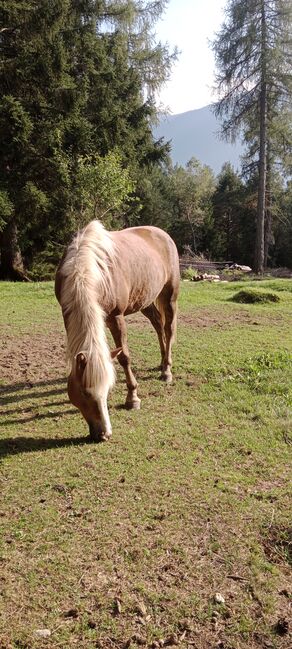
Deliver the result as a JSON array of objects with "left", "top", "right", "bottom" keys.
[{"left": 107, "top": 314, "right": 141, "bottom": 410}]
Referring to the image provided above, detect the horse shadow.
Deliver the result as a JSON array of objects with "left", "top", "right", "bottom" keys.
[
  {"left": 0, "top": 375, "right": 90, "bottom": 458},
  {"left": 0, "top": 433, "right": 93, "bottom": 459},
  {"left": 0, "top": 366, "right": 165, "bottom": 458}
]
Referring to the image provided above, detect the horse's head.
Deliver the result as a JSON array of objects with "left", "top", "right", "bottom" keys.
[{"left": 68, "top": 350, "right": 120, "bottom": 442}]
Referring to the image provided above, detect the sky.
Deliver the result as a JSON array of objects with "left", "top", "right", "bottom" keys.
[{"left": 155, "top": 0, "right": 227, "bottom": 114}]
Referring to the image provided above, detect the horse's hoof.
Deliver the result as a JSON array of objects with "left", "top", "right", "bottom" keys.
[
  {"left": 100, "top": 431, "right": 112, "bottom": 442},
  {"left": 161, "top": 373, "right": 172, "bottom": 384},
  {"left": 89, "top": 428, "right": 112, "bottom": 443},
  {"left": 125, "top": 399, "right": 141, "bottom": 410}
]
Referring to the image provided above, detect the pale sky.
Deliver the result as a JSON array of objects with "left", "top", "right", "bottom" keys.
[{"left": 155, "top": 0, "right": 227, "bottom": 114}]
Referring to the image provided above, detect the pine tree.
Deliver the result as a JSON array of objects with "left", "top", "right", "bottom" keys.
[
  {"left": 211, "top": 163, "right": 255, "bottom": 264},
  {"left": 212, "top": 0, "right": 292, "bottom": 273},
  {"left": 0, "top": 0, "right": 175, "bottom": 277}
]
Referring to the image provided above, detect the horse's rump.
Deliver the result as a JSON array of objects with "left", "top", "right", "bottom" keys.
[{"left": 109, "top": 225, "right": 180, "bottom": 314}]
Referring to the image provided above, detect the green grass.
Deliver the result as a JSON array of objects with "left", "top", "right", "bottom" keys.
[
  {"left": 0, "top": 278, "right": 291, "bottom": 649},
  {"left": 231, "top": 289, "right": 280, "bottom": 304}
]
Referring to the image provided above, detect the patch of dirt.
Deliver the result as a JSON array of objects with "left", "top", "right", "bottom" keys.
[
  {"left": 0, "top": 330, "right": 66, "bottom": 386},
  {"left": 178, "top": 307, "right": 283, "bottom": 329}
]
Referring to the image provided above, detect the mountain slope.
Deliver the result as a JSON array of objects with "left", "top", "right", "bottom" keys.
[{"left": 154, "top": 105, "right": 243, "bottom": 174}]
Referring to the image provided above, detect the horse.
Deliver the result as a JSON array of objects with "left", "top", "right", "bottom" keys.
[{"left": 55, "top": 219, "right": 180, "bottom": 442}]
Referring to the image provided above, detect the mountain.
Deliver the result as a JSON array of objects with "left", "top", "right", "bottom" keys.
[{"left": 154, "top": 105, "right": 244, "bottom": 175}]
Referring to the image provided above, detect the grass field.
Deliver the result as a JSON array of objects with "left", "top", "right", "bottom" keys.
[{"left": 0, "top": 278, "right": 291, "bottom": 649}]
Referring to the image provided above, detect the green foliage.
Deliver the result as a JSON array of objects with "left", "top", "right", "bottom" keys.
[
  {"left": 212, "top": 0, "right": 292, "bottom": 141},
  {"left": 181, "top": 266, "right": 197, "bottom": 280},
  {"left": 273, "top": 181, "right": 292, "bottom": 268},
  {"left": 28, "top": 244, "right": 61, "bottom": 281},
  {"left": 0, "top": 190, "right": 13, "bottom": 232},
  {"left": 231, "top": 289, "right": 280, "bottom": 304},
  {"left": 211, "top": 163, "right": 255, "bottom": 264},
  {"left": 212, "top": 0, "right": 292, "bottom": 272},
  {"left": 0, "top": 0, "right": 175, "bottom": 275},
  {"left": 74, "top": 150, "right": 135, "bottom": 229},
  {"left": 0, "top": 95, "right": 33, "bottom": 150},
  {"left": 1, "top": 0, "right": 291, "bottom": 277},
  {"left": 167, "top": 158, "right": 215, "bottom": 253}
]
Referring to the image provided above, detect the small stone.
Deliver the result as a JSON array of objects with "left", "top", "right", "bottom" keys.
[
  {"left": 34, "top": 629, "right": 51, "bottom": 638},
  {"left": 214, "top": 592, "right": 225, "bottom": 604},
  {"left": 113, "top": 598, "right": 122, "bottom": 614},
  {"left": 136, "top": 601, "right": 147, "bottom": 617}
]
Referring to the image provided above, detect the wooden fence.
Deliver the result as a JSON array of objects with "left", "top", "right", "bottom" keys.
[{"left": 179, "top": 258, "right": 234, "bottom": 273}]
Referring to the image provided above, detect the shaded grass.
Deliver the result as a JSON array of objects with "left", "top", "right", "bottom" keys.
[{"left": 0, "top": 278, "right": 291, "bottom": 649}]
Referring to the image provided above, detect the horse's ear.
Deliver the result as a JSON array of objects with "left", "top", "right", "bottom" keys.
[
  {"left": 111, "top": 347, "right": 122, "bottom": 360},
  {"left": 76, "top": 352, "right": 87, "bottom": 377}
]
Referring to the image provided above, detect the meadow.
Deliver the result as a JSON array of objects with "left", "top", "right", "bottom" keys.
[{"left": 0, "top": 278, "right": 291, "bottom": 649}]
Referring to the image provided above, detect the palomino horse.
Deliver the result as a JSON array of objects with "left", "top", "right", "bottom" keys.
[{"left": 55, "top": 219, "right": 180, "bottom": 441}]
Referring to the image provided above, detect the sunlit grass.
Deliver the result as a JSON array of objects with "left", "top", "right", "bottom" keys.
[{"left": 0, "top": 278, "right": 291, "bottom": 648}]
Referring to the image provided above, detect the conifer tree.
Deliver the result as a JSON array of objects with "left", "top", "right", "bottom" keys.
[
  {"left": 212, "top": 0, "right": 292, "bottom": 272},
  {"left": 0, "top": 0, "right": 174, "bottom": 277}
]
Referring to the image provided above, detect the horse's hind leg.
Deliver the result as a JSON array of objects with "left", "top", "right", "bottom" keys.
[
  {"left": 159, "top": 286, "right": 178, "bottom": 384},
  {"left": 107, "top": 314, "right": 141, "bottom": 410},
  {"left": 141, "top": 303, "right": 166, "bottom": 369}
]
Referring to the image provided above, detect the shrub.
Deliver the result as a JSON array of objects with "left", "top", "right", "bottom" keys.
[{"left": 181, "top": 266, "right": 197, "bottom": 280}]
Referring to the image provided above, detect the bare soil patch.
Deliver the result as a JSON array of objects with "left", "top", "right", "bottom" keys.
[
  {"left": 178, "top": 307, "right": 283, "bottom": 329},
  {"left": 0, "top": 330, "right": 66, "bottom": 386}
]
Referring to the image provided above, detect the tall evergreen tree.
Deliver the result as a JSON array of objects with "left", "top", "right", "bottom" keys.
[
  {"left": 212, "top": 0, "right": 292, "bottom": 273},
  {"left": 211, "top": 163, "right": 255, "bottom": 264},
  {"left": 0, "top": 0, "right": 175, "bottom": 277}
]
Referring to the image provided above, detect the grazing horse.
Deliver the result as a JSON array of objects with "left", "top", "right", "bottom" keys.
[{"left": 55, "top": 219, "right": 180, "bottom": 441}]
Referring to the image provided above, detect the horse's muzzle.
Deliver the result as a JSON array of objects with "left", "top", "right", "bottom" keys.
[{"left": 89, "top": 421, "right": 112, "bottom": 443}]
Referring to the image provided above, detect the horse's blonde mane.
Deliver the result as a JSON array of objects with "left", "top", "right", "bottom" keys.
[{"left": 59, "top": 220, "right": 116, "bottom": 392}]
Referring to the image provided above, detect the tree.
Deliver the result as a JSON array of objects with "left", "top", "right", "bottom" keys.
[
  {"left": 211, "top": 163, "right": 255, "bottom": 264},
  {"left": 212, "top": 0, "right": 292, "bottom": 272},
  {"left": 273, "top": 180, "right": 292, "bottom": 268},
  {"left": 73, "top": 150, "right": 135, "bottom": 229},
  {"left": 168, "top": 158, "right": 215, "bottom": 253},
  {"left": 0, "top": 0, "right": 175, "bottom": 277}
]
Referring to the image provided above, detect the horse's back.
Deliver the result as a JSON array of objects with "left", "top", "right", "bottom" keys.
[
  {"left": 112, "top": 225, "right": 179, "bottom": 283},
  {"left": 56, "top": 221, "right": 180, "bottom": 316}
]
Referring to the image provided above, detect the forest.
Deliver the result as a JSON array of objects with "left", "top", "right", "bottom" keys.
[{"left": 0, "top": 0, "right": 292, "bottom": 280}]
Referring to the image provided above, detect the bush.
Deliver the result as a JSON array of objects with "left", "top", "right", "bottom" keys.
[{"left": 181, "top": 266, "right": 198, "bottom": 280}]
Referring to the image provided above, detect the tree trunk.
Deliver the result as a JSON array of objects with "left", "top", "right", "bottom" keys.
[
  {"left": 264, "top": 144, "right": 272, "bottom": 268},
  {"left": 254, "top": 1, "right": 267, "bottom": 274},
  {"left": 0, "top": 218, "right": 28, "bottom": 280}
]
